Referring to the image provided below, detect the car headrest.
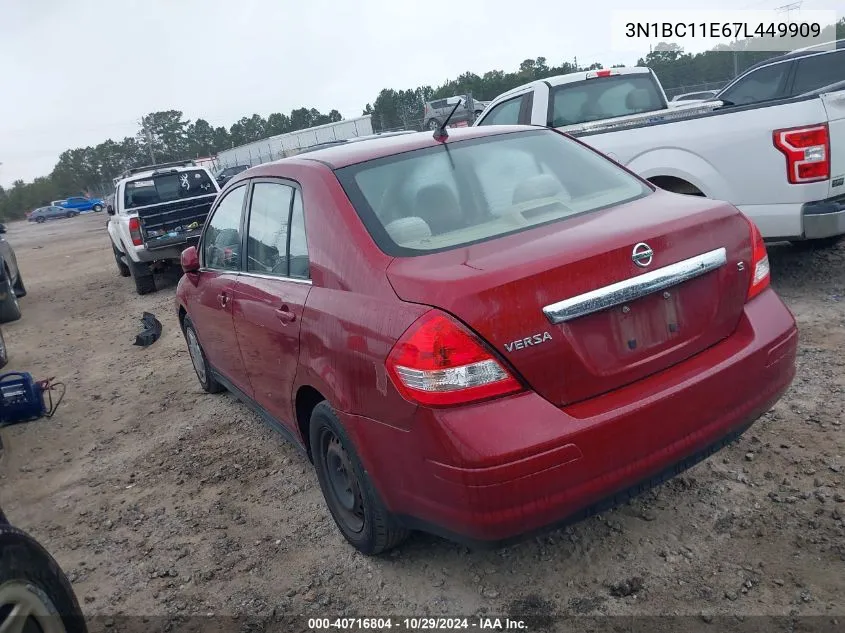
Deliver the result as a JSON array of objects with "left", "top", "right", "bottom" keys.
[
  {"left": 384, "top": 217, "right": 432, "bottom": 244},
  {"left": 512, "top": 174, "right": 570, "bottom": 205},
  {"left": 626, "top": 88, "right": 653, "bottom": 111},
  {"left": 415, "top": 184, "right": 460, "bottom": 217}
]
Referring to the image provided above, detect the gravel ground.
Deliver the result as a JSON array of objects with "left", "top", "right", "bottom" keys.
[{"left": 0, "top": 213, "right": 843, "bottom": 626}]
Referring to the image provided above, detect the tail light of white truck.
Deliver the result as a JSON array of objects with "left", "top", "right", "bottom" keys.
[
  {"left": 773, "top": 123, "right": 830, "bottom": 184},
  {"left": 128, "top": 217, "right": 143, "bottom": 246}
]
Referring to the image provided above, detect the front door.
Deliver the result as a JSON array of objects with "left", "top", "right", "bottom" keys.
[
  {"left": 193, "top": 183, "right": 252, "bottom": 396},
  {"left": 232, "top": 181, "right": 312, "bottom": 429}
]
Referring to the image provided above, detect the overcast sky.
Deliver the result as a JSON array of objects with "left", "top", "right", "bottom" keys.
[{"left": 0, "top": 0, "right": 839, "bottom": 186}]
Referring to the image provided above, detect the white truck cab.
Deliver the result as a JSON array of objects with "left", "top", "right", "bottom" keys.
[{"left": 107, "top": 161, "right": 220, "bottom": 294}]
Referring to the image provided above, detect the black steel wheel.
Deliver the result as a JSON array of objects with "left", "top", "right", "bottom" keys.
[{"left": 310, "top": 402, "right": 408, "bottom": 555}]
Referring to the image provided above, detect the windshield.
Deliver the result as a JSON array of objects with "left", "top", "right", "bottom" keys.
[
  {"left": 549, "top": 74, "right": 665, "bottom": 127},
  {"left": 335, "top": 129, "right": 651, "bottom": 256},
  {"left": 124, "top": 169, "right": 216, "bottom": 209}
]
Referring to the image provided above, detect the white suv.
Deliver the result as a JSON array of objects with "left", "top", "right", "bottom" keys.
[{"left": 107, "top": 161, "right": 220, "bottom": 294}]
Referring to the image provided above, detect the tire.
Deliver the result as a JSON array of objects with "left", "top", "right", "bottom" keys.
[
  {"left": 0, "top": 274, "right": 21, "bottom": 323},
  {"left": 790, "top": 236, "right": 843, "bottom": 250},
  {"left": 92, "top": 204, "right": 103, "bottom": 212},
  {"left": 126, "top": 253, "right": 156, "bottom": 295},
  {"left": 310, "top": 401, "right": 409, "bottom": 555},
  {"left": 36, "top": 217, "right": 45, "bottom": 224},
  {"left": 0, "top": 327, "right": 7, "bottom": 369},
  {"left": 0, "top": 524, "right": 88, "bottom": 633},
  {"left": 112, "top": 244, "right": 130, "bottom": 277},
  {"left": 426, "top": 118, "right": 440, "bottom": 131},
  {"left": 13, "top": 271, "right": 26, "bottom": 299},
  {"left": 182, "top": 315, "right": 224, "bottom": 394},
  {"left": 65, "top": 211, "right": 74, "bottom": 219}
]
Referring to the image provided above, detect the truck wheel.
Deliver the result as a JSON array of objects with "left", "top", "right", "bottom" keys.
[
  {"left": 127, "top": 255, "right": 156, "bottom": 295},
  {"left": 0, "top": 327, "right": 8, "bottom": 369},
  {"left": 0, "top": 273, "right": 22, "bottom": 323},
  {"left": 790, "top": 236, "right": 843, "bottom": 250},
  {"left": 112, "top": 245, "right": 130, "bottom": 277},
  {"left": 13, "top": 271, "right": 26, "bottom": 298},
  {"left": 0, "top": 524, "right": 89, "bottom": 633},
  {"left": 182, "top": 315, "right": 224, "bottom": 393}
]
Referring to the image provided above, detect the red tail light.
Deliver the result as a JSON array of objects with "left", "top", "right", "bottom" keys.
[
  {"left": 773, "top": 123, "right": 830, "bottom": 184},
  {"left": 742, "top": 215, "right": 770, "bottom": 301},
  {"left": 128, "top": 217, "right": 143, "bottom": 246},
  {"left": 385, "top": 311, "right": 522, "bottom": 407}
]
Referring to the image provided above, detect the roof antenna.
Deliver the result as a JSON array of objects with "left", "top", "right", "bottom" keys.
[{"left": 433, "top": 99, "right": 462, "bottom": 141}]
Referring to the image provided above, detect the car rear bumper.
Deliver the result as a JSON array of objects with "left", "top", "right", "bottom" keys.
[{"left": 341, "top": 288, "right": 797, "bottom": 545}]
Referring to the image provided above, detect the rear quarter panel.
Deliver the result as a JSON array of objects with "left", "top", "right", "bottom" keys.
[{"left": 821, "top": 89, "right": 845, "bottom": 196}]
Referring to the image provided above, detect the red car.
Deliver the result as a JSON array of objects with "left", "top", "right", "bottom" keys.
[{"left": 175, "top": 125, "right": 797, "bottom": 554}]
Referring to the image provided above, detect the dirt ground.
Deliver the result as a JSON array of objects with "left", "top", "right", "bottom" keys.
[{"left": 0, "top": 212, "right": 843, "bottom": 624}]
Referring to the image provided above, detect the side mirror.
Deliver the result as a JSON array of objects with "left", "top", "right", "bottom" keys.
[
  {"left": 0, "top": 224, "right": 6, "bottom": 234},
  {"left": 106, "top": 205, "right": 115, "bottom": 215},
  {"left": 181, "top": 246, "right": 200, "bottom": 274}
]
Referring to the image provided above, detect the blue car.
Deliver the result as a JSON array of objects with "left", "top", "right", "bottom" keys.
[{"left": 59, "top": 196, "right": 104, "bottom": 213}]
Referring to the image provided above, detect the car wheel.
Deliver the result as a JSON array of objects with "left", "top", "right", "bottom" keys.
[
  {"left": 182, "top": 316, "right": 224, "bottom": 394},
  {"left": 35, "top": 217, "right": 45, "bottom": 224},
  {"left": 13, "top": 272, "right": 26, "bottom": 299},
  {"left": 126, "top": 254, "right": 156, "bottom": 295},
  {"left": 0, "top": 327, "right": 7, "bottom": 369},
  {"left": 93, "top": 204, "right": 102, "bottom": 212},
  {"left": 65, "top": 211, "right": 74, "bottom": 219},
  {"left": 112, "top": 245, "right": 130, "bottom": 277},
  {"left": 0, "top": 274, "right": 21, "bottom": 323},
  {"left": 0, "top": 524, "right": 88, "bottom": 633},
  {"left": 426, "top": 119, "right": 440, "bottom": 131},
  {"left": 310, "top": 401, "right": 409, "bottom": 555}
]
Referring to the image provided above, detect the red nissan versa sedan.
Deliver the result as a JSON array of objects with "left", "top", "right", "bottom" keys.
[{"left": 175, "top": 125, "right": 798, "bottom": 555}]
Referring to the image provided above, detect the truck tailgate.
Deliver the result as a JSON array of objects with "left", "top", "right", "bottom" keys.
[{"left": 822, "top": 89, "right": 845, "bottom": 197}]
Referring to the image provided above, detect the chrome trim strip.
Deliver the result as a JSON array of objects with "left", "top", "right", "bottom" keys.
[
  {"left": 542, "top": 247, "right": 727, "bottom": 324},
  {"left": 238, "top": 271, "right": 313, "bottom": 285}
]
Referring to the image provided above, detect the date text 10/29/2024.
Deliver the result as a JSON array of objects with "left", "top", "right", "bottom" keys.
[{"left": 308, "top": 617, "right": 528, "bottom": 630}]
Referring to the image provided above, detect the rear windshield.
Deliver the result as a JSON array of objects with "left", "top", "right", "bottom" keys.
[
  {"left": 335, "top": 130, "right": 651, "bottom": 256},
  {"left": 549, "top": 74, "right": 665, "bottom": 127},
  {"left": 124, "top": 169, "right": 216, "bottom": 209}
]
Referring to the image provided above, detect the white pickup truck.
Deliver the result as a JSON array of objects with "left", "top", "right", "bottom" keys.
[{"left": 476, "top": 61, "right": 845, "bottom": 244}]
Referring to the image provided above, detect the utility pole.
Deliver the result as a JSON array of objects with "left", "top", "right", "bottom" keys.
[
  {"left": 775, "top": 1, "right": 802, "bottom": 22},
  {"left": 140, "top": 117, "right": 157, "bottom": 164}
]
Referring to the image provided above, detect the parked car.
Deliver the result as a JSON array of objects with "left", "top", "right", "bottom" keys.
[
  {"left": 50, "top": 199, "right": 67, "bottom": 206},
  {"left": 423, "top": 95, "right": 491, "bottom": 130},
  {"left": 28, "top": 205, "right": 79, "bottom": 223},
  {"left": 108, "top": 160, "right": 220, "bottom": 294},
  {"left": 215, "top": 164, "right": 250, "bottom": 187},
  {"left": 59, "top": 196, "right": 104, "bottom": 213},
  {"left": 0, "top": 223, "right": 26, "bottom": 324},
  {"left": 475, "top": 62, "right": 845, "bottom": 246},
  {"left": 175, "top": 126, "right": 797, "bottom": 554}
]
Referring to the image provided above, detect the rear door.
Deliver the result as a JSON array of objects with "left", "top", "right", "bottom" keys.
[
  {"left": 193, "top": 184, "right": 253, "bottom": 395},
  {"left": 232, "top": 181, "right": 310, "bottom": 429}
]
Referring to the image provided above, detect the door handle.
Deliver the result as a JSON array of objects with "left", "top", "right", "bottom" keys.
[
  {"left": 274, "top": 306, "right": 296, "bottom": 324},
  {"left": 217, "top": 292, "right": 229, "bottom": 308}
]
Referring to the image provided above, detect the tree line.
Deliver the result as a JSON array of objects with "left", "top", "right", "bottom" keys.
[{"left": 1, "top": 18, "right": 842, "bottom": 221}]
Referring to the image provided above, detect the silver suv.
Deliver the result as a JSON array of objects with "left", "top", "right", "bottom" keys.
[{"left": 423, "top": 96, "right": 490, "bottom": 130}]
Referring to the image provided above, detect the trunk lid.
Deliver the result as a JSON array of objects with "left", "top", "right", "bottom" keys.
[{"left": 386, "top": 191, "right": 753, "bottom": 406}]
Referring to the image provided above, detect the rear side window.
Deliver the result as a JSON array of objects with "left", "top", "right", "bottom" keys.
[
  {"left": 203, "top": 185, "right": 246, "bottom": 271},
  {"left": 335, "top": 130, "right": 651, "bottom": 256},
  {"left": 477, "top": 96, "right": 525, "bottom": 126},
  {"left": 719, "top": 62, "right": 790, "bottom": 105},
  {"left": 549, "top": 74, "right": 664, "bottom": 127},
  {"left": 245, "top": 182, "right": 310, "bottom": 279},
  {"left": 791, "top": 51, "right": 845, "bottom": 95}
]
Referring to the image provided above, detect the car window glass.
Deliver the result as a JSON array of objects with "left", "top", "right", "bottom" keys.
[
  {"left": 288, "top": 190, "right": 310, "bottom": 279},
  {"left": 203, "top": 185, "right": 245, "bottom": 270},
  {"left": 550, "top": 75, "right": 664, "bottom": 127},
  {"left": 720, "top": 62, "right": 788, "bottom": 105},
  {"left": 477, "top": 96, "right": 524, "bottom": 126},
  {"left": 246, "top": 182, "right": 294, "bottom": 275},
  {"left": 792, "top": 52, "right": 845, "bottom": 95}
]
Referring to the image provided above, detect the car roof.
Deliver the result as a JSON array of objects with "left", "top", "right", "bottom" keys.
[{"left": 252, "top": 125, "right": 533, "bottom": 171}]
